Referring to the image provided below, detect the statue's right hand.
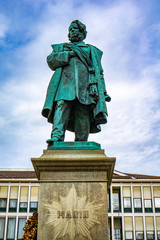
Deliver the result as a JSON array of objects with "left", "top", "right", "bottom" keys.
[{"left": 68, "top": 51, "right": 76, "bottom": 58}]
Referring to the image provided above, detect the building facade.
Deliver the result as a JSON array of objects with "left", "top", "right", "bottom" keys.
[{"left": 0, "top": 170, "right": 160, "bottom": 240}]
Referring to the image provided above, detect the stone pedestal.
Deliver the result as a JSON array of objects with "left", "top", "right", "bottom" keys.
[{"left": 31, "top": 142, "right": 115, "bottom": 240}]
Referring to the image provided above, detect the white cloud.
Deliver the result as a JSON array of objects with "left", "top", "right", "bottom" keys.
[{"left": 0, "top": 14, "right": 9, "bottom": 39}]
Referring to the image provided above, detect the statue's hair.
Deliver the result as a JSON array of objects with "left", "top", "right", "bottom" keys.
[{"left": 68, "top": 20, "right": 87, "bottom": 41}]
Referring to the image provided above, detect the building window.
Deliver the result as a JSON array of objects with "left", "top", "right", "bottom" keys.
[
  {"left": 19, "top": 202, "right": 28, "bottom": 212},
  {"left": 9, "top": 187, "right": 18, "bottom": 212},
  {"left": 125, "top": 231, "right": 133, "bottom": 240},
  {"left": 153, "top": 187, "right": 160, "bottom": 212},
  {"left": 114, "top": 229, "right": 122, "bottom": 240},
  {"left": 0, "top": 186, "right": 8, "bottom": 212},
  {"left": 143, "top": 187, "right": 152, "bottom": 212},
  {"left": 0, "top": 218, "right": 5, "bottom": 240},
  {"left": 154, "top": 198, "right": 160, "bottom": 212},
  {"left": 135, "top": 217, "right": 143, "bottom": 239},
  {"left": 145, "top": 217, "right": 154, "bottom": 240},
  {"left": 114, "top": 217, "right": 122, "bottom": 240},
  {"left": 144, "top": 199, "right": 152, "bottom": 212},
  {"left": 133, "top": 187, "right": 142, "bottom": 212},
  {"left": 136, "top": 231, "right": 144, "bottom": 240},
  {"left": 9, "top": 199, "right": 17, "bottom": 212},
  {"left": 134, "top": 198, "right": 142, "bottom": 212},
  {"left": 156, "top": 217, "right": 160, "bottom": 240},
  {"left": 113, "top": 193, "right": 120, "bottom": 212},
  {"left": 30, "top": 202, "right": 38, "bottom": 212},
  {"left": 17, "top": 218, "right": 26, "bottom": 240},
  {"left": 7, "top": 218, "right": 16, "bottom": 240},
  {"left": 113, "top": 188, "right": 121, "bottom": 212},
  {"left": 124, "top": 217, "right": 133, "bottom": 239},
  {"left": 123, "top": 197, "right": 132, "bottom": 212},
  {"left": 146, "top": 231, "right": 154, "bottom": 240},
  {"left": 19, "top": 186, "right": 28, "bottom": 212},
  {"left": 30, "top": 186, "right": 38, "bottom": 212},
  {"left": 123, "top": 187, "right": 132, "bottom": 212},
  {"left": 0, "top": 198, "right": 7, "bottom": 212}
]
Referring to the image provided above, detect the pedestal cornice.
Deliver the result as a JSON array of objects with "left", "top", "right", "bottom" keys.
[{"left": 31, "top": 146, "right": 115, "bottom": 186}]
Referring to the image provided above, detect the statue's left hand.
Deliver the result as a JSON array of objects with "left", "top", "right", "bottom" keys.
[
  {"left": 89, "top": 84, "right": 99, "bottom": 101},
  {"left": 90, "top": 84, "right": 98, "bottom": 95}
]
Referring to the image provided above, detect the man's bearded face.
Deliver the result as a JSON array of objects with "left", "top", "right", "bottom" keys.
[{"left": 69, "top": 23, "right": 82, "bottom": 42}]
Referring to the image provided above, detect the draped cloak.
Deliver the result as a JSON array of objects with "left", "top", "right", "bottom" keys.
[{"left": 42, "top": 42, "right": 111, "bottom": 133}]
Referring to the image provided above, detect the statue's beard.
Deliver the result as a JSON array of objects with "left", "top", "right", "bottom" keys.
[
  {"left": 69, "top": 33, "right": 84, "bottom": 42},
  {"left": 70, "top": 35, "right": 79, "bottom": 42}
]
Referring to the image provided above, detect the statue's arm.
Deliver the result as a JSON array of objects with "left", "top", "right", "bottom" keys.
[
  {"left": 89, "top": 44, "right": 111, "bottom": 102},
  {"left": 100, "top": 68, "right": 111, "bottom": 102},
  {"left": 47, "top": 50, "right": 74, "bottom": 71}
]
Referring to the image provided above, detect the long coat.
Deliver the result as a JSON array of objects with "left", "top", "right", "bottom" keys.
[{"left": 42, "top": 42, "right": 111, "bottom": 133}]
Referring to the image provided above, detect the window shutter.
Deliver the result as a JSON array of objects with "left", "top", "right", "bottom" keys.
[
  {"left": 135, "top": 217, "right": 143, "bottom": 231},
  {"left": 133, "top": 187, "right": 141, "bottom": 198},
  {"left": 153, "top": 187, "right": 160, "bottom": 197},
  {"left": 143, "top": 187, "right": 151, "bottom": 199},
  {"left": 114, "top": 218, "right": 121, "bottom": 229},
  {"left": 10, "top": 187, "right": 18, "bottom": 199},
  {"left": 20, "top": 187, "right": 28, "bottom": 202},
  {"left": 0, "top": 187, "right": 8, "bottom": 198},
  {"left": 30, "top": 187, "right": 38, "bottom": 202},
  {"left": 124, "top": 217, "right": 133, "bottom": 231},
  {"left": 123, "top": 187, "right": 131, "bottom": 197},
  {"left": 156, "top": 217, "right": 160, "bottom": 231},
  {"left": 145, "top": 217, "right": 154, "bottom": 231}
]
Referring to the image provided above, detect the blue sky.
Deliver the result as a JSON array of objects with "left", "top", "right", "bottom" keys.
[{"left": 0, "top": 0, "right": 160, "bottom": 175}]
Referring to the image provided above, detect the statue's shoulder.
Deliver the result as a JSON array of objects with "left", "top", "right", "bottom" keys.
[
  {"left": 51, "top": 43, "right": 67, "bottom": 52},
  {"left": 87, "top": 44, "right": 103, "bottom": 57}
]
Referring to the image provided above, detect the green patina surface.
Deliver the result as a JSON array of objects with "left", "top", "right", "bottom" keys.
[
  {"left": 47, "top": 141, "right": 101, "bottom": 150},
  {"left": 42, "top": 20, "right": 111, "bottom": 143}
]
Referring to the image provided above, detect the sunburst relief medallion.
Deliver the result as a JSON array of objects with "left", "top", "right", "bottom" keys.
[{"left": 44, "top": 184, "right": 103, "bottom": 240}]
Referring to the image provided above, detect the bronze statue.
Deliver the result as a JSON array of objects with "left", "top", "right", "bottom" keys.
[{"left": 42, "top": 20, "right": 111, "bottom": 143}]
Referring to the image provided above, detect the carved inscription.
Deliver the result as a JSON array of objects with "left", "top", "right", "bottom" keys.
[{"left": 57, "top": 210, "right": 89, "bottom": 218}]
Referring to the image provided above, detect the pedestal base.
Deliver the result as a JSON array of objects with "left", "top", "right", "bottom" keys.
[{"left": 31, "top": 142, "right": 115, "bottom": 240}]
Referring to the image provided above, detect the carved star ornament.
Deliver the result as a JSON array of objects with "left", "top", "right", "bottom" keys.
[{"left": 44, "top": 184, "right": 103, "bottom": 240}]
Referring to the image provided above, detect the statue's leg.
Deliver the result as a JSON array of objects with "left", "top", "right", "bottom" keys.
[
  {"left": 51, "top": 100, "right": 73, "bottom": 141},
  {"left": 74, "top": 101, "right": 90, "bottom": 141}
]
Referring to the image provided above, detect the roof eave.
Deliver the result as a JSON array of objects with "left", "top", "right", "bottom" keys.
[
  {"left": 112, "top": 179, "right": 160, "bottom": 183},
  {"left": 0, "top": 178, "right": 38, "bottom": 182}
]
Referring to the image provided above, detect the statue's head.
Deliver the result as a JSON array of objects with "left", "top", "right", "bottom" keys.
[{"left": 68, "top": 20, "right": 87, "bottom": 42}]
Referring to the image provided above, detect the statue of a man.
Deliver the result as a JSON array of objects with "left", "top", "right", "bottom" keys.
[{"left": 42, "top": 20, "right": 111, "bottom": 143}]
